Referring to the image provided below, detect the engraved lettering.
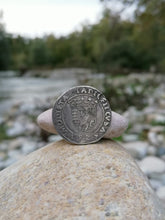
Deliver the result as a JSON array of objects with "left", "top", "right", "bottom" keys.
[
  {"left": 104, "top": 106, "right": 110, "bottom": 110},
  {"left": 105, "top": 112, "right": 111, "bottom": 121},
  {"left": 96, "top": 93, "right": 100, "bottom": 99},
  {"left": 93, "top": 91, "right": 97, "bottom": 97},
  {"left": 104, "top": 122, "right": 109, "bottom": 126},
  {"left": 103, "top": 102, "right": 108, "bottom": 106},
  {"left": 105, "top": 112, "right": 111, "bottom": 116},
  {"left": 88, "top": 88, "right": 93, "bottom": 94},
  {"left": 81, "top": 88, "right": 87, "bottom": 93},
  {"left": 101, "top": 97, "right": 107, "bottom": 103},
  {"left": 100, "top": 127, "right": 105, "bottom": 132}
]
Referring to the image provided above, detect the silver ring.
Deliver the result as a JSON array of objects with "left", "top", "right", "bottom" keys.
[{"left": 52, "top": 86, "right": 112, "bottom": 144}]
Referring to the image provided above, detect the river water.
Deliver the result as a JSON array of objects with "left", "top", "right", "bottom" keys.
[
  {"left": 0, "top": 70, "right": 77, "bottom": 116},
  {"left": 0, "top": 69, "right": 105, "bottom": 116}
]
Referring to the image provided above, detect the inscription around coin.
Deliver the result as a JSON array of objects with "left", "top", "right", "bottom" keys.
[{"left": 52, "top": 86, "right": 111, "bottom": 144}]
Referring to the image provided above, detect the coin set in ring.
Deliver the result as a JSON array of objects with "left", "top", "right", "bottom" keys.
[{"left": 52, "top": 86, "right": 112, "bottom": 144}]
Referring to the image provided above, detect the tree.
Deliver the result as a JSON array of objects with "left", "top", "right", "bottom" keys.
[
  {"left": 100, "top": 0, "right": 165, "bottom": 72},
  {"left": 29, "top": 38, "right": 49, "bottom": 68},
  {"left": 0, "top": 11, "right": 10, "bottom": 70}
]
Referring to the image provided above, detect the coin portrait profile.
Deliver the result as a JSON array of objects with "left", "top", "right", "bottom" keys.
[{"left": 52, "top": 86, "right": 111, "bottom": 144}]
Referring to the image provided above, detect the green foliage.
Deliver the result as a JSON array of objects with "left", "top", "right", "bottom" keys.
[
  {"left": 0, "top": 31, "right": 10, "bottom": 70},
  {"left": 0, "top": 1, "right": 165, "bottom": 72},
  {"left": 29, "top": 38, "right": 49, "bottom": 67},
  {"left": 151, "top": 120, "right": 165, "bottom": 127},
  {"left": 0, "top": 124, "right": 9, "bottom": 142},
  {"left": 112, "top": 136, "right": 123, "bottom": 142},
  {"left": 0, "top": 12, "right": 10, "bottom": 70},
  {"left": 101, "top": 0, "right": 165, "bottom": 72}
]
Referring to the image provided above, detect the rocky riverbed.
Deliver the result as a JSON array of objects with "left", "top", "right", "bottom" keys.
[{"left": 0, "top": 69, "right": 165, "bottom": 204}]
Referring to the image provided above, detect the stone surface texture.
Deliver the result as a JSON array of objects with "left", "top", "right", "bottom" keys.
[
  {"left": 0, "top": 140, "right": 164, "bottom": 220},
  {"left": 37, "top": 108, "right": 128, "bottom": 139}
]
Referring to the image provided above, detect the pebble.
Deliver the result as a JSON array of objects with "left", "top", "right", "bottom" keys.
[
  {"left": 123, "top": 141, "right": 148, "bottom": 159},
  {"left": 21, "top": 141, "right": 36, "bottom": 154},
  {"left": 0, "top": 161, "right": 6, "bottom": 170},
  {"left": 156, "top": 186, "right": 165, "bottom": 201},
  {"left": 154, "top": 115, "right": 165, "bottom": 124},
  {"left": 8, "top": 149, "right": 22, "bottom": 158},
  {"left": 19, "top": 102, "right": 36, "bottom": 114},
  {"left": 149, "top": 179, "right": 163, "bottom": 191},
  {"left": 6, "top": 116, "right": 38, "bottom": 137},
  {"left": 7, "top": 122, "right": 26, "bottom": 137},
  {"left": 0, "top": 141, "right": 8, "bottom": 151},
  {"left": 3, "top": 157, "right": 18, "bottom": 168},
  {"left": 48, "top": 135, "right": 62, "bottom": 143},
  {"left": 159, "top": 99, "right": 165, "bottom": 108},
  {"left": 122, "top": 134, "right": 139, "bottom": 142},
  {"left": 150, "top": 126, "right": 165, "bottom": 133},
  {"left": 7, "top": 138, "right": 24, "bottom": 150},
  {"left": 37, "top": 109, "right": 128, "bottom": 139},
  {"left": 157, "top": 134, "right": 165, "bottom": 145},
  {"left": 147, "top": 114, "right": 165, "bottom": 124},
  {"left": 149, "top": 173, "right": 165, "bottom": 185},
  {"left": 139, "top": 156, "right": 165, "bottom": 176},
  {"left": 148, "top": 131, "right": 159, "bottom": 146},
  {"left": 0, "top": 152, "right": 6, "bottom": 161},
  {"left": 0, "top": 117, "right": 5, "bottom": 125},
  {"left": 147, "top": 145, "right": 157, "bottom": 156},
  {"left": 123, "top": 107, "right": 144, "bottom": 123},
  {"left": 161, "top": 155, "right": 165, "bottom": 161},
  {"left": 129, "top": 124, "right": 146, "bottom": 134},
  {"left": 156, "top": 147, "right": 165, "bottom": 157}
]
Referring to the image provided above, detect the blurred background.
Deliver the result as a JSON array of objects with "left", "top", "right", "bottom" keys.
[{"left": 0, "top": 0, "right": 165, "bottom": 202}]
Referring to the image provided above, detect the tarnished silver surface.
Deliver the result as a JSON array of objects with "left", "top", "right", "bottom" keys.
[{"left": 52, "top": 86, "right": 111, "bottom": 144}]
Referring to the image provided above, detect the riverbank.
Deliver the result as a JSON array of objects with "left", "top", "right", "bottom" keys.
[{"left": 0, "top": 69, "right": 165, "bottom": 203}]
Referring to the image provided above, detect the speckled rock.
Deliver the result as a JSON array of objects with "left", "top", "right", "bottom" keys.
[
  {"left": 37, "top": 108, "right": 128, "bottom": 139},
  {"left": 0, "top": 140, "right": 164, "bottom": 220}
]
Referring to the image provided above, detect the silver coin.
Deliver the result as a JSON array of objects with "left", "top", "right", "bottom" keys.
[{"left": 52, "top": 86, "right": 111, "bottom": 144}]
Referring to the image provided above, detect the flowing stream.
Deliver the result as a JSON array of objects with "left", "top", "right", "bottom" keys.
[{"left": 0, "top": 69, "right": 105, "bottom": 116}]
